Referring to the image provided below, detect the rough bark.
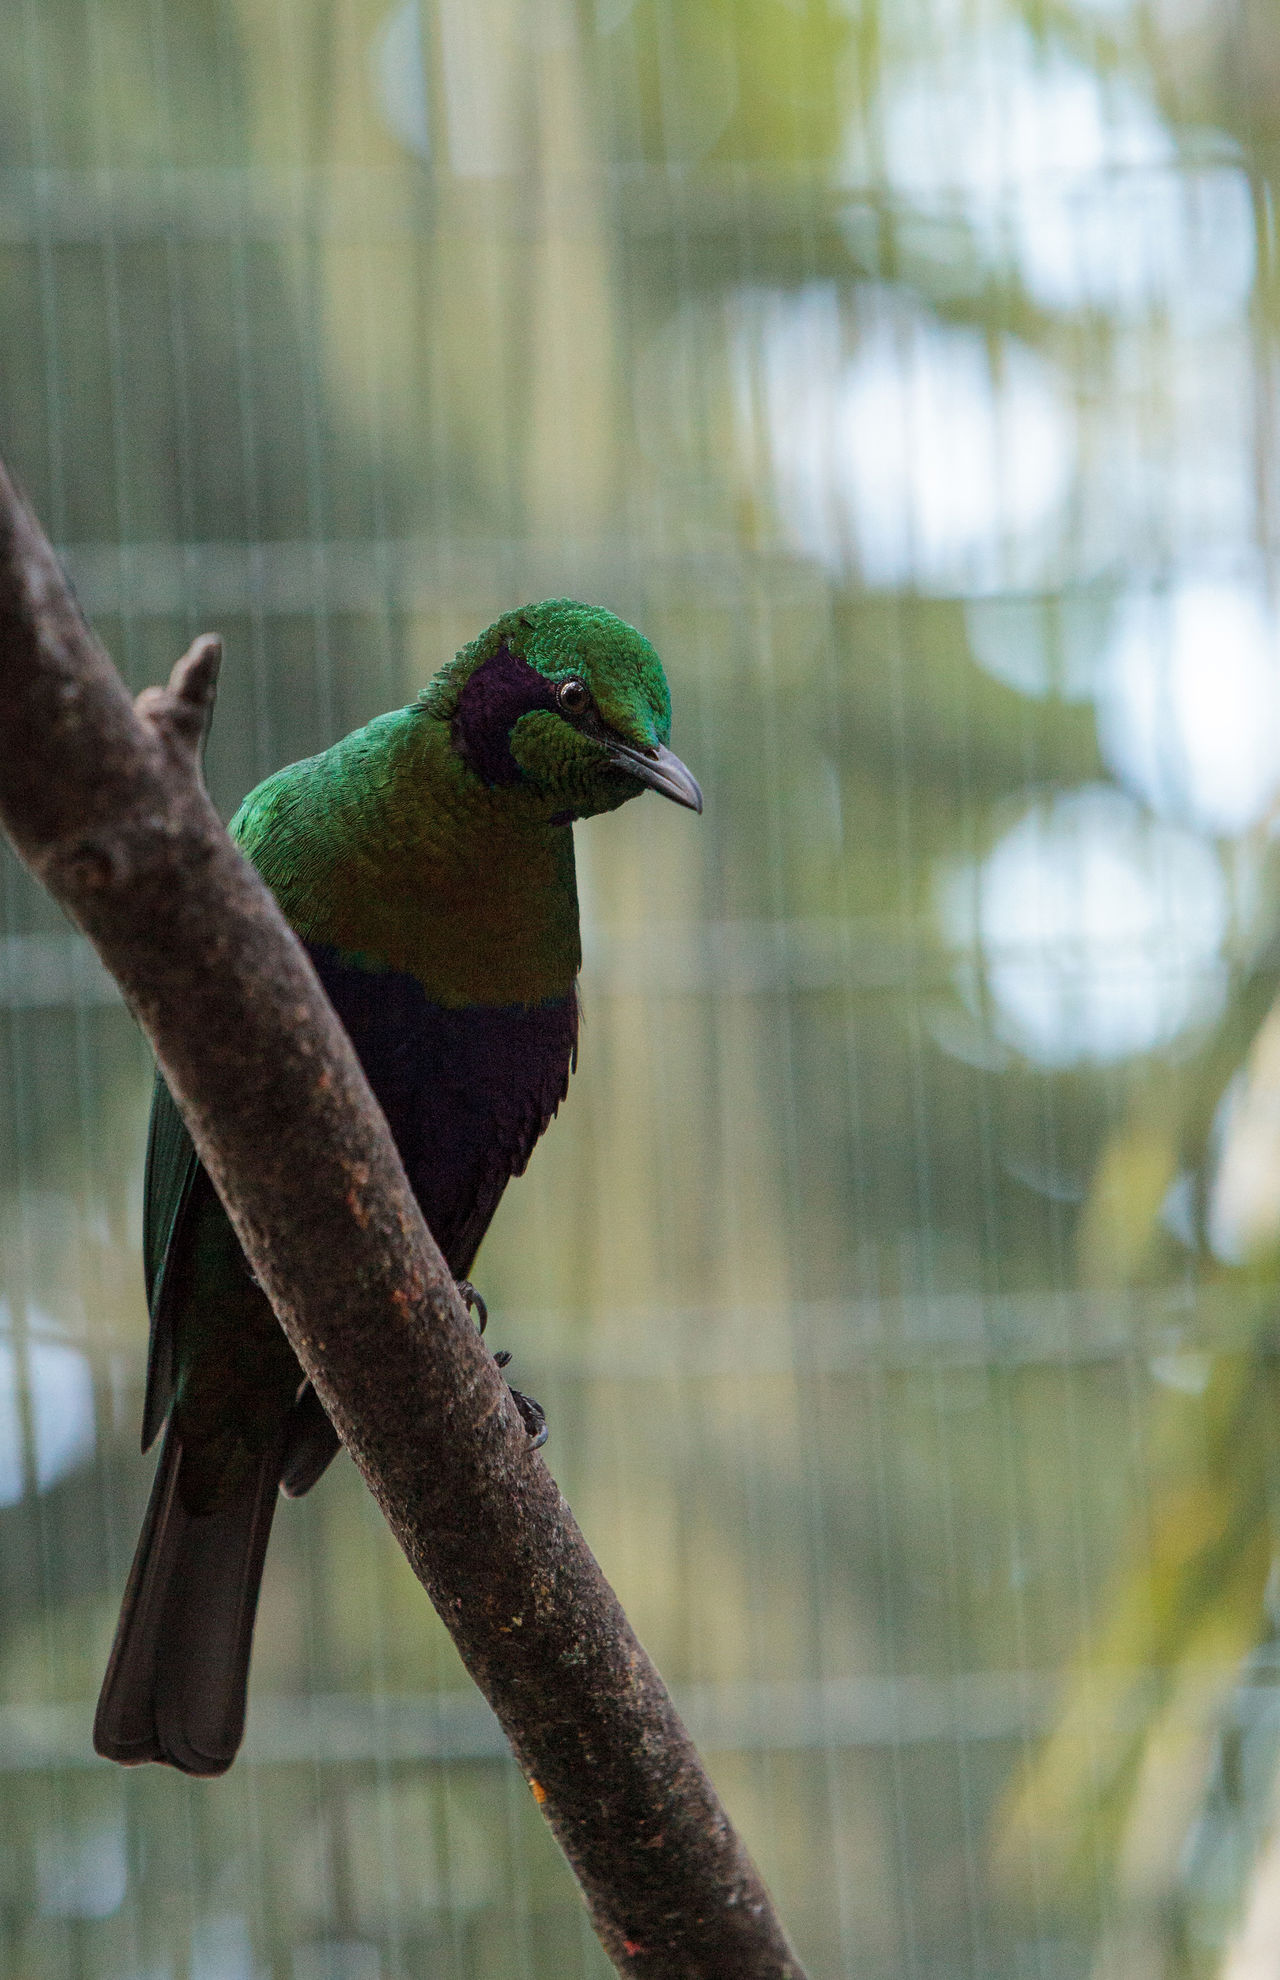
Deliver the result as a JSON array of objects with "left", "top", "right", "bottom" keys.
[{"left": 0, "top": 458, "right": 807, "bottom": 1979}]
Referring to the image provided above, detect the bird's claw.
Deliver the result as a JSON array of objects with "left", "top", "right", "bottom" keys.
[
  {"left": 456, "top": 1279, "right": 488, "bottom": 1334},
  {"left": 511, "top": 1387, "right": 549, "bottom": 1448},
  {"left": 492, "top": 1350, "right": 548, "bottom": 1448}
]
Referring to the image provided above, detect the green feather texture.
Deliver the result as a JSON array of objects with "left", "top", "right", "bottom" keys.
[
  {"left": 424, "top": 598, "right": 672, "bottom": 741},
  {"left": 94, "top": 598, "right": 700, "bottom": 1777},
  {"left": 231, "top": 600, "right": 676, "bottom": 1009}
]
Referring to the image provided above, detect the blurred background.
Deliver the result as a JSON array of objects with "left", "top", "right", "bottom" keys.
[{"left": 5, "top": 0, "right": 1280, "bottom": 1973}]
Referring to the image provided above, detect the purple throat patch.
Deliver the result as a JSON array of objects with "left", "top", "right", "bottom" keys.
[{"left": 452, "top": 644, "right": 560, "bottom": 786}]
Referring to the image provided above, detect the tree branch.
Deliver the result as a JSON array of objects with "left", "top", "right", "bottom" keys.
[{"left": 0, "top": 459, "right": 807, "bottom": 1979}]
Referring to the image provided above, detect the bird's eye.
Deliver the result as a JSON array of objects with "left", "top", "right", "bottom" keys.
[{"left": 556, "top": 678, "right": 591, "bottom": 716}]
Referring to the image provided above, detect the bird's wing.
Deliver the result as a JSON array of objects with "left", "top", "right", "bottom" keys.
[
  {"left": 139, "top": 1072, "right": 201, "bottom": 1451},
  {"left": 137, "top": 953, "right": 578, "bottom": 1469}
]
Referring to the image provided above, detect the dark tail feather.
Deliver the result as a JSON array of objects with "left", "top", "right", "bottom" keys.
[{"left": 93, "top": 1421, "right": 282, "bottom": 1776}]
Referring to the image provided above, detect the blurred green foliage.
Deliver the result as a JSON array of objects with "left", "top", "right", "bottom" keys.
[{"left": 4, "top": 0, "right": 1280, "bottom": 1976}]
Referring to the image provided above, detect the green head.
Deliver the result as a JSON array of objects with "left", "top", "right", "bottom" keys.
[{"left": 422, "top": 600, "right": 702, "bottom": 823}]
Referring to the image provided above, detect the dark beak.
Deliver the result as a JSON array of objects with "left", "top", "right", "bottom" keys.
[{"left": 605, "top": 739, "right": 704, "bottom": 813}]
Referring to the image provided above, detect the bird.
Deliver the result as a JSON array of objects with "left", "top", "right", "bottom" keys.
[{"left": 93, "top": 599, "right": 702, "bottom": 1777}]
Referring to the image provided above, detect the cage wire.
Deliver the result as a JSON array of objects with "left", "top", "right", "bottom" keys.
[{"left": 3, "top": 0, "right": 1280, "bottom": 1974}]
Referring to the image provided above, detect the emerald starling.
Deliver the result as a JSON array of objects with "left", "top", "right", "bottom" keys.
[{"left": 93, "top": 600, "right": 702, "bottom": 1776}]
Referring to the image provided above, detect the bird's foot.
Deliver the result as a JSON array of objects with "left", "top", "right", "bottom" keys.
[
  {"left": 459, "top": 1281, "right": 546, "bottom": 1446},
  {"left": 456, "top": 1279, "right": 488, "bottom": 1334},
  {"left": 493, "top": 1350, "right": 548, "bottom": 1449}
]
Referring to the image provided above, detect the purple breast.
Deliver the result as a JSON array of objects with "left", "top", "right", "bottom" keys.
[{"left": 307, "top": 943, "right": 578, "bottom": 1275}]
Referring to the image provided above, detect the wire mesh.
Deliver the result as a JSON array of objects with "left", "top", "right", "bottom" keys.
[{"left": 4, "top": 0, "right": 1280, "bottom": 1974}]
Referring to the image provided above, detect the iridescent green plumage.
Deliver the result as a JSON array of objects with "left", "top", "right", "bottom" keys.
[
  {"left": 234, "top": 601, "right": 679, "bottom": 1005},
  {"left": 94, "top": 600, "right": 701, "bottom": 1776}
]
